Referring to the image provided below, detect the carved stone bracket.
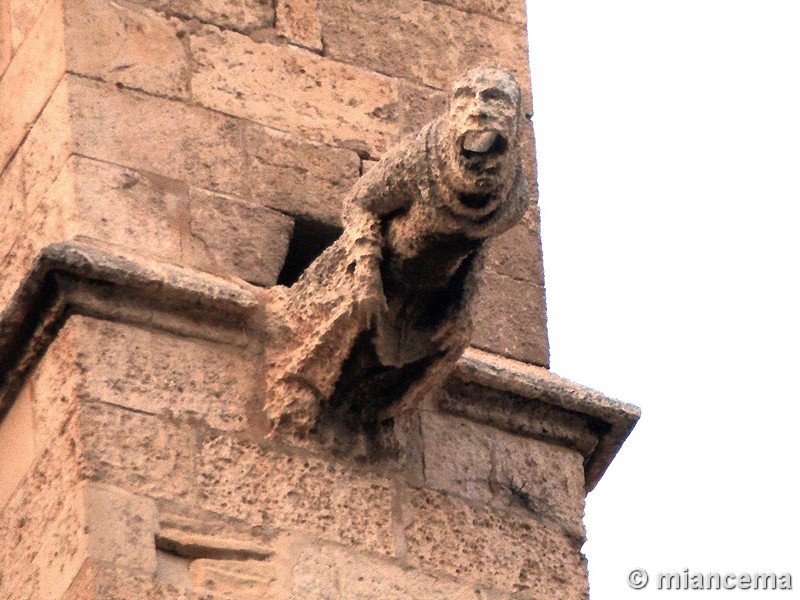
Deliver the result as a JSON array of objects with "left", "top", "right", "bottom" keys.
[{"left": 260, "top": 67, "right": 533, "bottom": 438}]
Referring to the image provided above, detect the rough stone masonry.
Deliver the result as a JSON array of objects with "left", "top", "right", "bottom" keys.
[{"left": 0, "top": 0, "right": 639, "bottom": 598}]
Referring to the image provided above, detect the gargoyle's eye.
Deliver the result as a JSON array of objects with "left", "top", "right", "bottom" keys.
[
  {"left": 453, "top": 86, "right": 475, "bottom": 99},
  {"left": 480, "top": 88, "right": 513, "bottom": 103}
]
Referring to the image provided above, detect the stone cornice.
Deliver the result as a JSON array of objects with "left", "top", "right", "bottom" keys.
[
  {"left": 452, "top": 348, "right": 640, "bottom": 491},
  {"left": 0, "top": 241, "right": 638, "bottom": 491}
]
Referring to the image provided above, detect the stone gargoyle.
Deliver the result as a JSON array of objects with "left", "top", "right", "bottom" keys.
[{"left": 262, "top": 66, "right": 530, "bottom": 439}]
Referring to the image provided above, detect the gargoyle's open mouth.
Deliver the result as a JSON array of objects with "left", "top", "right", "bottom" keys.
[{"left": 460, "top": 130, "right": 508, "bottom": 160}]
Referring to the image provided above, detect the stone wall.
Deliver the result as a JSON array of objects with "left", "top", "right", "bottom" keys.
[
  {"left": 0, "top": 0, "right": 547, "bottom": 366},
  {"left": 0, "top": 1, "right": 639, "bottom": 598}
]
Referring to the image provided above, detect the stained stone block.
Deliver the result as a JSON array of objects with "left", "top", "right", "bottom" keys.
[
  {"left": 0, "top": 0, "right": 65, "bottom": 169},
  {"left": 190, "top": 26, "right": 400, "bottom": 156},
  {"left": 130, "top": 0, "right": 275, "bottom": 34},
  {"left": 243, "top": 124, "right": 360, "bottom": 225},
  {"left": 401, "top": 487, "right": 588, "bottom": 597},
  {"left": 318, "top": 0, "right": 532, "bottom": 112},
  {"left": 276, "top": 0, "right": 323, "bottom": 52},
  {"left": 188, "top": 187, "right": 294, "bottom": 286},
  {"left": 64, "top": 0, "right": 190, "bottom": 99},
  {"left": 472, "top": 272, "right": 550, "bottom": 367}
]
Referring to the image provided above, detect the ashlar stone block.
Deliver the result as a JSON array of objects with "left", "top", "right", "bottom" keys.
[
  {"left": 0, "top": 0, "right": 66, "bottom": 169},
  {"left": 318, "top": 0, "right": 532, "bottom": 112},
  {"left": 419, "top": 410, "right": 586, "bottom": 538},
  {"left": 190, "top": 25, "right": 400, "bottom": 156},
  {"left": 64, "top": 0, "right": 191, "bottom": 99},
  {"left": 276, "top": 0, "right": 323, "bottom": 52},
  {"left": 198, "top": 435, "right": 396, "bottom": 556},
  {"left": 472, "top": 272, "right": 549, "bottom": 367},
  {"left": 188, "top": 187, "right": 294, "bottom": 286},
  {"left": 131, "top": 0, "right": 275, "bottom": 35},
  {"left": 401, "top": 487, "right": 588, "bottom": 598},
  {"left": 243, "top": 123, "right": 360, "bottom": 225},
  {"left": 68, "top": 75, "right": 249, "bottom": 198},
  {"left": 0, "top": 381, "right": 36, "bottom": 509}
]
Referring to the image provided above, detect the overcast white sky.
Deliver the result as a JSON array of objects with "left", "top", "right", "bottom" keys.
[{"left": 526, "top": 1, "right": 800, "bottom": 597}]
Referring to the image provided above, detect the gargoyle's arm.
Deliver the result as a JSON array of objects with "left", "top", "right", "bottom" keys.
[
  {"left": 340, "top": 127, "right": 429, "bottom": 324},
  {"left": 341, "top": 125, "right": 428, "bottom": 240}
]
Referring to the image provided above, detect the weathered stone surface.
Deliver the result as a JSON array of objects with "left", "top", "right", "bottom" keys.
[
  {"left": 64, "top": 561, "right": 186, "bottom": 600},
  {"left": 262, "top": 68, "right": 529, "bottom": 438},
  {"left": 34, "top": 484, "right": 159, "bottom": 598},
  {"left": 83, "top": 483, "right": 159, "bottom": 573},
  {"left": 0, "top": 150, "right": 25, "bottom": 263},
  {"left": 9, "top": 0, "right": 49, "bottom": 50},
  {"left": 69, "top": 74, "right": 248, "bottom": 197},
  {"left": 244, "top": 123, "right": 360, "bottom": 225},
  {"left": 0, "top": 0, "right": 65, "bottom": 169},
  {"left": 276, "top": 0, "right": 322, "bottom": 52},
  {"left": 0, "top": 0, "right": 11, "bottom": 74},
  {"left": 401, "top": 487, "right": 588, "bottom": 597},
  {"left": 318, "top": 0, "right": 532, "bottom": 111},
  {"left": 0, "top": 417, "right": 82, "bottom": 600},
  {"left": 0, "top": 381, "right": 36, "bottom": 509},
  {"left": 472, "top": 272, "right": 549, "bottom": 367},
  {"left": 78, "top": 400, "right": 199, "bottom": 502},
  {"left": 0, "top": 157, "right": 71, "bottom": 311},
  {"left": 198, "top": 436, "right": 396, "bottom": 555},
  {"left": 398, "top": 82, "right": 447, "bottom": 139},
  {"left": 419, "top": 410, "right": 585, "bottom": 536},
  {"left": 440, "top": 375, "right": 600, "bottom": 460},
  {"left": 132, "top": 0, "right": 275, "bottom": 35},
  {"left": 157, "top": 511, "right": 272, "bottom": 560},
  {"left": 429, "top": 0, "right": 527, "bottom": 26},
  {"left": 155, "top": 550, "right": 190, "bottom": 589},
  {"left": 0, "top": 75, "right": 73, "bottom": 271},
  {"left": 35, "top": 488, "right": 86, "bottom": 600},
  {"left": 188, "top": 187, "right": 294, "bottom": 286},
  {"left": 64, "top": 0, "right": 190, "bottom": 99},
  {"left": 70, "top": 156, "right": 186, "bottom": 264},
  {"left": 492, "top": 429, "right": 585, "bottom": 537},
  {"left": 189, "top": 558, "right": 282, "bottom": 598},
  {"left": 190, "top": 26, "right": 399, "bottom": 155},
  {"left": 484, "top": 203, "right": 545, "bottom": 286},
  {"left": 7, "top": 74, "right": 73, "bottom": 216},
  {"left": 296, "top": 542, "right": 508, "bottom": 600},
  {"left": 419, "top": 411, "right": 493, "bottom": 502},
  {"left": 186, "top": 534, "right": 507, "bottom": 600}
]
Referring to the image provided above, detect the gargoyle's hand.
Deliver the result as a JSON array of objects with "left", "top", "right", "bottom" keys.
[{"left": 353, "top": 254, "right": 388, "bottom": 330}]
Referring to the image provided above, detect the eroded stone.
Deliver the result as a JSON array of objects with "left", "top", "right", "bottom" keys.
[
  {"left": 190, "top": 26, "right": 399, "bottom": 156},
  {"left": 401, "top": 487, "right": 588, "bottom": 596},
  {"left": 188, "top": 187, "right": 294, "bottom": 286},
  {"left": 471, "top": 271, "right": 549, "bottom": 366},
  {"left": 64, "top": 0, "right": 191, "bottom": 99},
  {"left": 261, "top": 67, "right": 530, "bottom": 439}
]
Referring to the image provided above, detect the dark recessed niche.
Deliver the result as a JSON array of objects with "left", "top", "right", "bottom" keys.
[{"left": 277, "top": 218, "right": 342, "bottom": 287}]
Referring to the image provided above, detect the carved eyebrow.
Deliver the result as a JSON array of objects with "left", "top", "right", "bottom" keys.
[
  {"left": 480, "top": 87, "right": 514, "bottom": 103},
  {"left": 453, "top": 86, "right": 475, "bottom": 98}
]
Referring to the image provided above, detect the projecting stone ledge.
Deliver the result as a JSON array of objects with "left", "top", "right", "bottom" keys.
[
  {"left": 448, "top": 347, "right": 640, "bottom": 491},
  {"left": 0, "top": 241, "right": 637, "bottom": 492}
]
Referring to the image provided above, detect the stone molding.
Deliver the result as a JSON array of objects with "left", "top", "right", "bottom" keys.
[{"left": 0, "top": 240, "right": 638, "bottom": 490}]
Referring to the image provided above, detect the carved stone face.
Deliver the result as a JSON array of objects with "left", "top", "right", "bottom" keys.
[{"left": 444, "top": 67, "right": 522, "bottom": 208}]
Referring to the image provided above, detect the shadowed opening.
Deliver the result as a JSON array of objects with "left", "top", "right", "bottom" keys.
[{"left": 277, "top": 218, "right": 342, "bottom": 286}]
